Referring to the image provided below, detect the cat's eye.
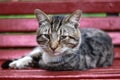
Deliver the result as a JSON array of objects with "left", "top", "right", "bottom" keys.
[
  {"left": 69, "top": 36, "right": 76, "bottom": 40},
  {"left": 60, "top": 35, "right": 67, "bottom": 40},
  {"left": 37, "top": 34, "right": 42, "bottom": 39},
  {"left": 44, "top": 34, "right": 50, "bottom": 39}
]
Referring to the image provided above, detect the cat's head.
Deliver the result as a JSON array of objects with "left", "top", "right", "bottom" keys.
[{"left": 34, "top": 9, "right": 82, "bottom": 56}]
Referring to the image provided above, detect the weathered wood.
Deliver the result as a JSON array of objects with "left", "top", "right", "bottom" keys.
[
  {"left": 0, "top": 34, "right": 37, "bottom": 47},
  {"left": 0, "top": 17, "right": 120, "bottom": 32},
  {"left": 0, "top": 61, "right": 120, "bottom": 80},
  {"left": 80, "top": 17, "right": 120, "bottom": 31},
  {"left": 108, "top": 32, "right": 120, "bottom": 45},
  {"left": 0, "top": 0, "right": 120, "bottom": 14},
  {"left": 0, "top": 49, "right": 31, "bottom": 60},
  {"left": 0, "top": 19, "right": 37, "bottom": 32},
  {"left": 114, "top": 47, "right": 120, "bottom": 59}
]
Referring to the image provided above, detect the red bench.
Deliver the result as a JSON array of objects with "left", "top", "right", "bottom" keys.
[{"left": 0, "top": 0, "right": 120, "bottom": 79}]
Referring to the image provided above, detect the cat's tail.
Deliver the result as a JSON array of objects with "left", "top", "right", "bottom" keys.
[{"left": 1, "top": 60, "right": 13, "bottom": 69}]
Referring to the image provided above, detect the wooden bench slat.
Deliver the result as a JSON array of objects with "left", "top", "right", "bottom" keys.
[
  {"left": 0, "top": 47, "right": 120, "bottom": 60},
  {"left": 0, "top": 34, "right": 37, "bottom": 47},
  {"left": 108, "top": 32, "right": 120, "bottom": 45},
  {"left": 114, "top": 47, "right": 120, "bottom": 59},
  {"left": 0, "top": 32, "right": 119, "bottom": 47},
  {"left": 81, "top": 17, "right": 120, "bottom": 31},
  {"left": 0, "top": 49, "right": 31, "bottom": 60},
  {"left": 0, "top": 19, "right": 37, "bottom": 32},
  {"left": 0, "top": 17, "right": 120, "bottom": 32},
  {"left": 0, "top": 74, "right": 120, "bottom": 80},
  {"left": 0, "top": 63, "right": 120, "bottom": 80},
  {"left": 0, "top": 1, "right": 120, "bottom": 14}
]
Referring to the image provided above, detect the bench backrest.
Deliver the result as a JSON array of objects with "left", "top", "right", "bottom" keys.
[{"left": 0, "top": 0, "right": 120, "bottom": 60}]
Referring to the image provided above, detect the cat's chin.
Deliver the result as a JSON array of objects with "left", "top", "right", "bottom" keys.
[{"left": 50, "top": 52, "right": 63, "bottom": 56}]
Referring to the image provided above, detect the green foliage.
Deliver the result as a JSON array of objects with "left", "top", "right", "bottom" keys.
[
  {"left": 0, "top": 14, "right": 35, "bottom": 18},
  {"left": 0, "top": 13, "right": 106, "bottom": 19},
  {"left": 83, "top": 13, "right": 106, "bottom": 17}
]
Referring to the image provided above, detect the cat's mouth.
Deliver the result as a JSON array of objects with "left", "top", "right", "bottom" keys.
[
  {"left": 42, "top": 47, "right": 63, "bottom": 56},
  {"left": 49, "top": 50, "right": 70, "bottom": 56},
  {"left": 43, "top": 48, "right": 63, "bottom": 56}
]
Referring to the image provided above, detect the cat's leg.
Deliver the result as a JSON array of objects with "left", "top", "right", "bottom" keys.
[
  {"left": 8, "top": 47, "right": 42, "bottom": 69},
  {"left": 102, "top": 51, "right": 114, "bottom": 67}
]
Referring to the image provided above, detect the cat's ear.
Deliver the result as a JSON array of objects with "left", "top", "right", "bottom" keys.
[
  {"left": 34, "top": 9, "right": 50, "bottom": 22},
  {"left": 65, "top": 10, "right": 82, "bottom": 23}
]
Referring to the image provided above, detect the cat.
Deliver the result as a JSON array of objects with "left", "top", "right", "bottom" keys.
[{"left": 1, "top": 9, "right": 114, "bottom": 71}]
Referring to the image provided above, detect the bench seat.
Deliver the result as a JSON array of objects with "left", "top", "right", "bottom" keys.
[
  {"left": 0, "top": 59, "right": 120, "bottom": 80},
  {"left": 0, "top": 0, "right": 120, "bottom": 79}
]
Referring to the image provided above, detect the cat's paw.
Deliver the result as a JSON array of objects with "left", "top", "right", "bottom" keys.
[{"left": 9, "top": 56, "right": 32, "bottom": 69}]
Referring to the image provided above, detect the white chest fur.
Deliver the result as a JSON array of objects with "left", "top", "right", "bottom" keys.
[{"left": 42, "top": 53, "right": 62, "bottom": 64}]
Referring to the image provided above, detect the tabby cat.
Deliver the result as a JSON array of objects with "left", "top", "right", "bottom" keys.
[{"left": 2, "top": 9, "right": 114, "bottom": 71}]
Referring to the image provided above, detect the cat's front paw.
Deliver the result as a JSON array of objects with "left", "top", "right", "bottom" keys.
[{"left": 9, "top": 56, "right": 32, "bottom": 69}]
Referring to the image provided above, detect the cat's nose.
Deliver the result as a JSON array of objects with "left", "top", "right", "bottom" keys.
[
  {"left": 50, "top": 41, "right": 58, "bottom": 51},
  {"left": 50, "top": 46, "right": 57, "bottom": 51},
  {"left": 49, "top": 34, "right": 59, "bottom": 51}
]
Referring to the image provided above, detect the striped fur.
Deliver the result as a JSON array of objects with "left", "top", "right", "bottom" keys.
[{"left": 1, "top": 9, "right": 114, "bottom": 71}]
